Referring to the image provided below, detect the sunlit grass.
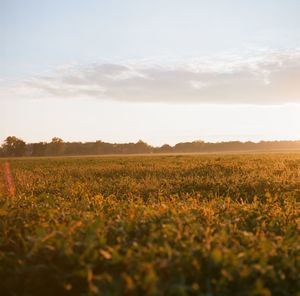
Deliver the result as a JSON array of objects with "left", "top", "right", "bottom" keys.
[{"left": 0, "top": 154, "right": 299, "bottom": 295}]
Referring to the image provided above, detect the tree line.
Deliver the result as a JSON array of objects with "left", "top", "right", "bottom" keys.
[{"left": 1, "top": 136, "right": 300, "bottom": 157}]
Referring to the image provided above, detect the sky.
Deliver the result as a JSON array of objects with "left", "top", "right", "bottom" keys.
[{"left": 1, "top": 0, "right": 300, "bottom": 145}]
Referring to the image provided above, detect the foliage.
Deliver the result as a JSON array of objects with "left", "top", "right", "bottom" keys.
[
  {"left": 1, "top": 136, "right": 26, "bottom": 157},
  {"left": 3, "top": 136, "right": 300, "bottom": 157},
  {"left": 0, "top": 154, "right": 299, "bottom": 295}
]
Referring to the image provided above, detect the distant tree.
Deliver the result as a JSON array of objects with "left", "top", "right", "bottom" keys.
[
  {"left": 64, "top": 142, "right": 84, "bottom": 155},
  {"left": 52, "top": 137, "right": 63, "bottom": 143},
  {"left": 135, "top": 140, "right": 152, "bottom": 154},
  {"left": 31, "top": 142, "right": 47, "bottom": 156},
  {"left": 2, "top": 136, "right": 26, "bottom": 156},
  {"left": 94, "top": 140, "right": 113, "bottom": 154},
  {"left": 157, "top": 144, "right": 173, "bottom": 153},
  {"left": 48, "top": 137, "right": 65, "bottom": 155}
]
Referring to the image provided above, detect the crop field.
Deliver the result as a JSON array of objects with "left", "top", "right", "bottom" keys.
[{"left": 0, "top": 154, "right": 299, "bottom": 296}]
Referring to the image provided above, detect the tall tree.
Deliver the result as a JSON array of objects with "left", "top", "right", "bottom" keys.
[{"left": 2, "top": 136, "right": 26, "bottom": 156}]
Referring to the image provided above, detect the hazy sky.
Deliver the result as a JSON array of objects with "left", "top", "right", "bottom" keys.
[{"left": 1, "top": 0, "right": 300, "bottom": 145}]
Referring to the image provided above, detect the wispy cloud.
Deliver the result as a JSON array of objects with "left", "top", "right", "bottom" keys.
[{"left": 1, "top": 48, "right": 300, "bottom": 104}]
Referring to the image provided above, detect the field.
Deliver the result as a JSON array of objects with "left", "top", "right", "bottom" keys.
[{"left": 0, "top": 154, "right": 299, "bottom": 296}]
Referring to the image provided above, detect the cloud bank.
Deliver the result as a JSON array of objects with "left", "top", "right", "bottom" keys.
[{"left": 2, "top": 49, "right": 300, "bottom": 104}]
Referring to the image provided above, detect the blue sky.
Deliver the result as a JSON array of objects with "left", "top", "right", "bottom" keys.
[
  {"left": 1, "top": 0, "right": 300, "bottom": 144},
  {"left": 2, "top": 0, "right": 300, "bottom": 77}
]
